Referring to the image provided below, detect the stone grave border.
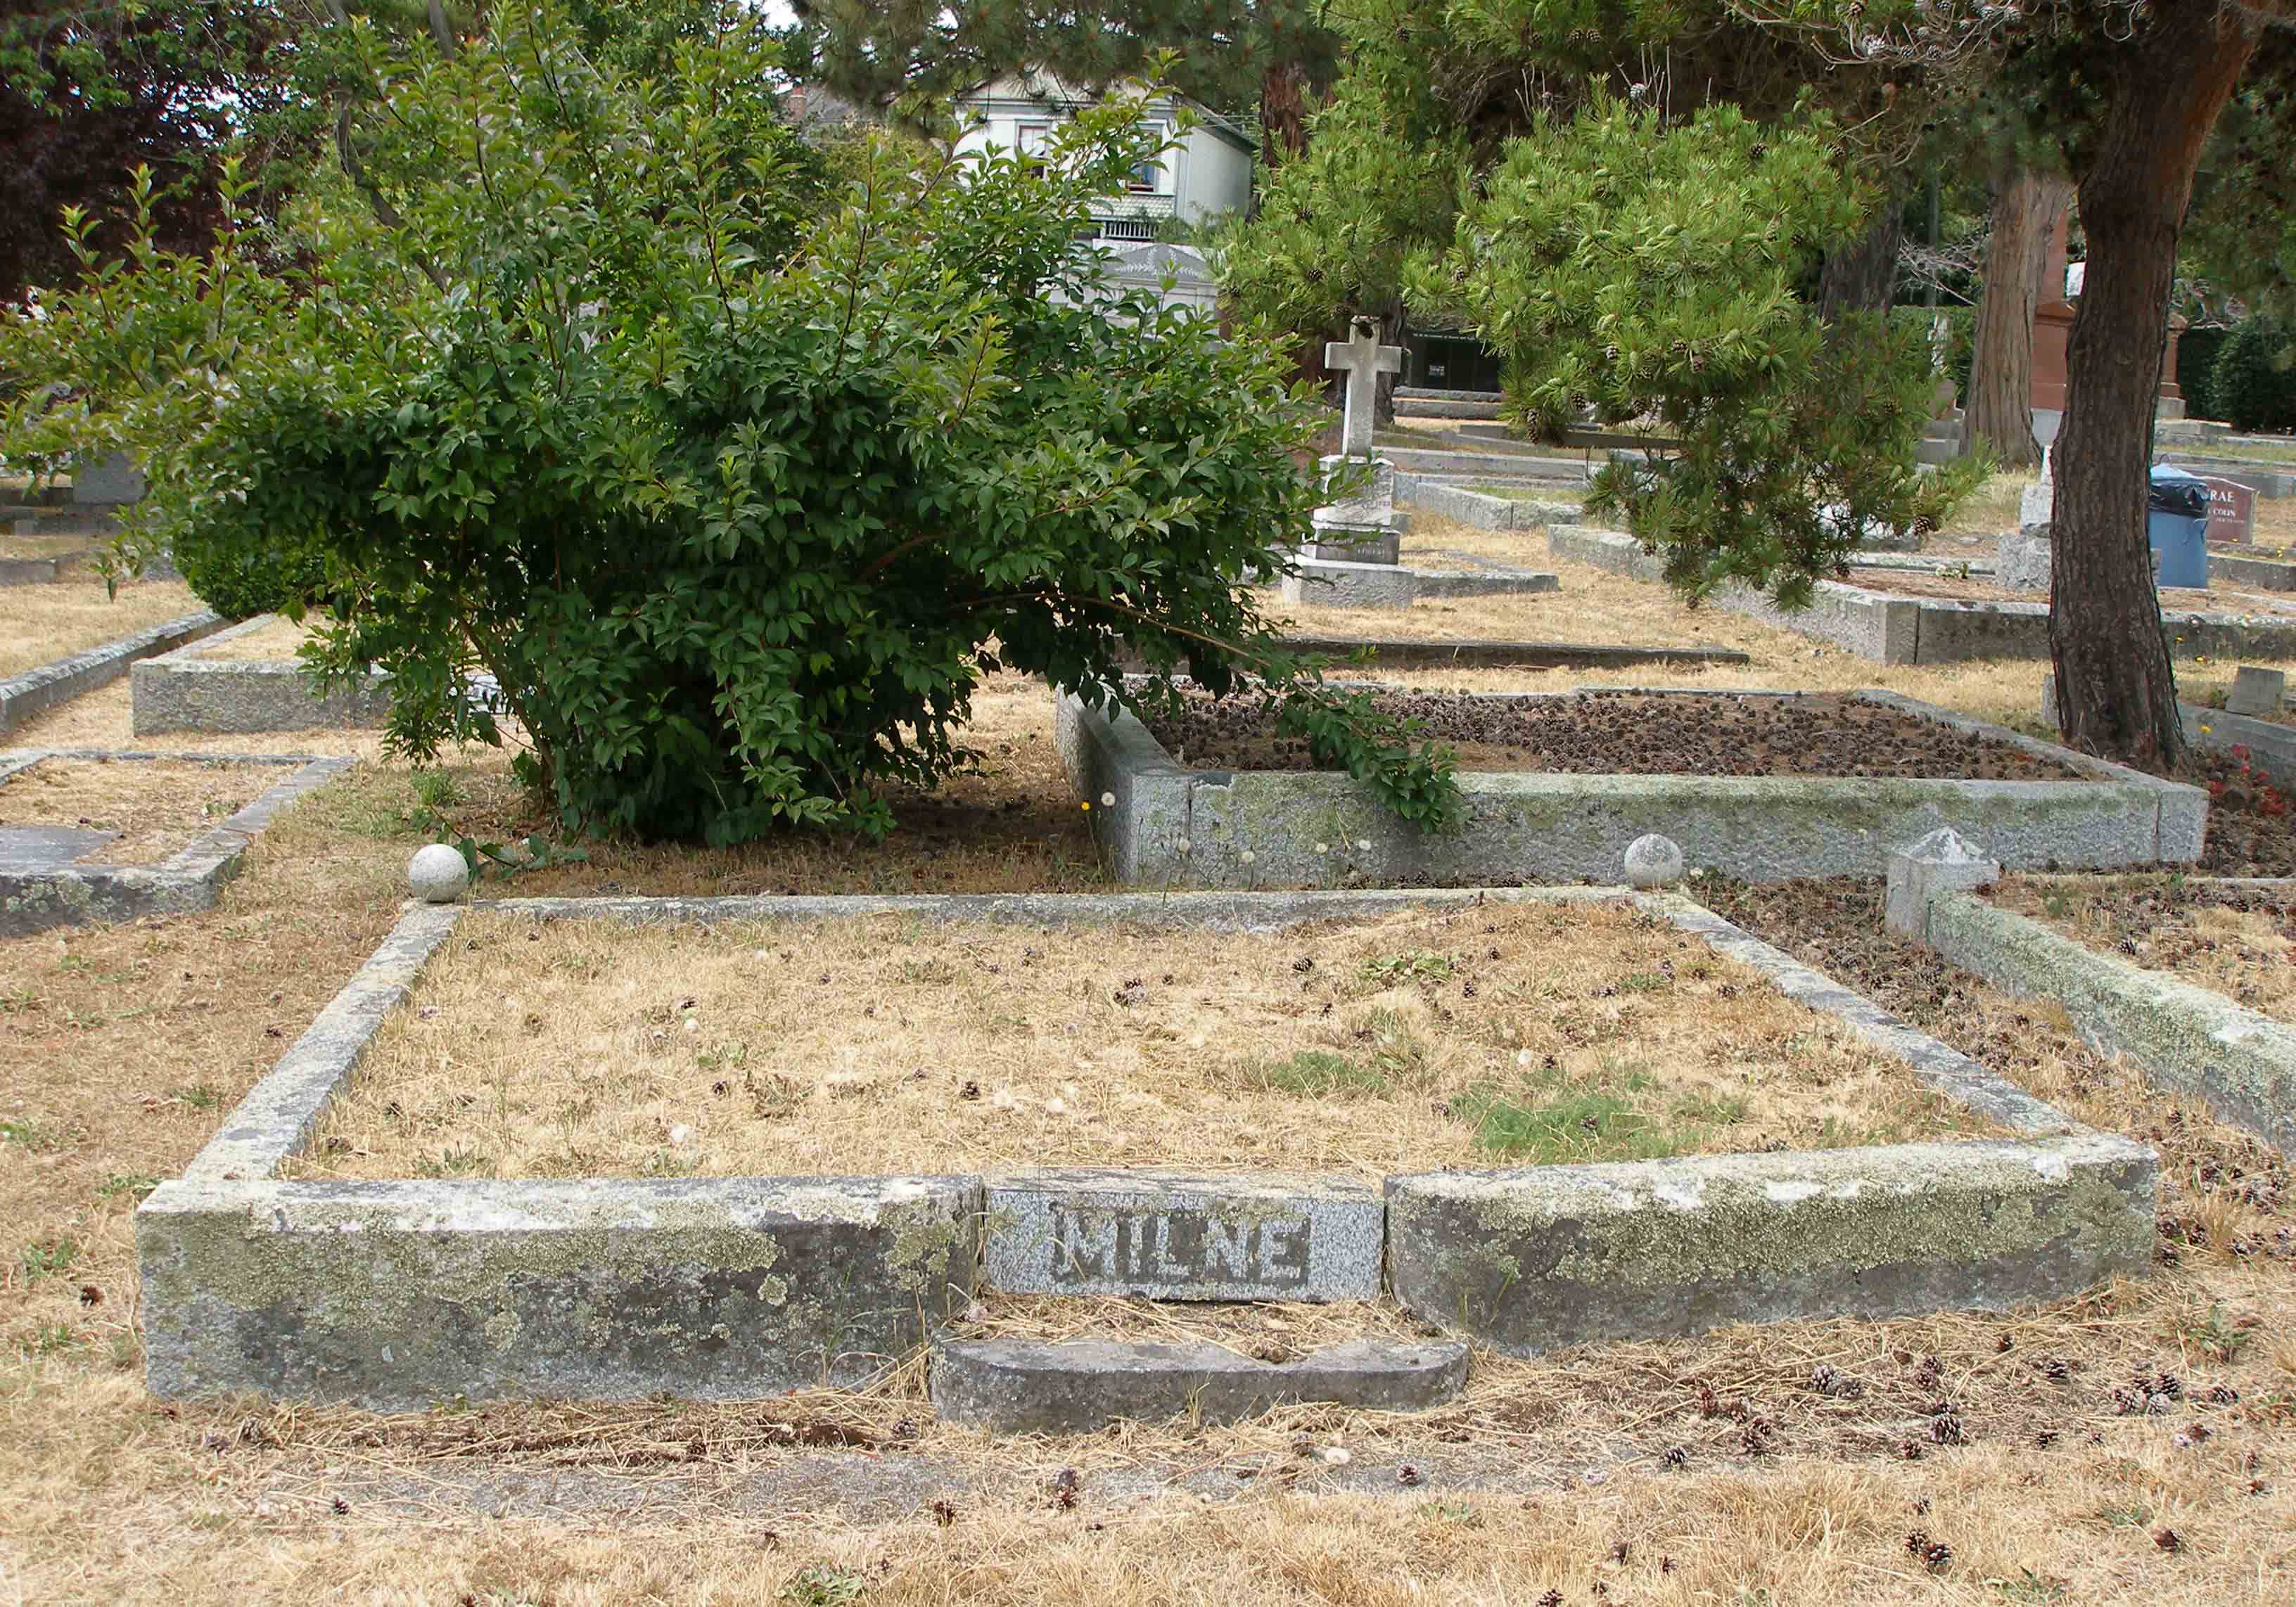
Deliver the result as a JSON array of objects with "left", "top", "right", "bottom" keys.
[
  {"left": 1393, "top": 476, "right": 1583, "bottom": 533},
  {"left": 139, "top": 885, "right": 2154, "bottom": 1416},
  {"left": 1550, "top": 526, "right": 2296, "bottom": 666},
  {"left": 1894, "top": 877, "right": 2295, "bottom": 1155},
  {"left": 0, "top": 610, "right": 224, "bottom": 736},
  {"left": 132, "top": 613, "right": 395, "bottom": 736},
  {"left": 0, "top": 551, "right": 97, "bottom": 586},
  {"left": 1275, "top": 636, "right": 1750, "bottom": 672},
  {"left": 1055, "top": 683, "right": 2206, "bottom": 887},
  {"left": 2211, "top": 551, "right": 2296, "bottom": 594},
  {"left": 0, "top": 748, "right": 351, "bottom": 936}
]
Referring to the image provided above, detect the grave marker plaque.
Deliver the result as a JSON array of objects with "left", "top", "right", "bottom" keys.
[{"left": 985, "top": 1169, "right": 1384, "bottom": 1301}]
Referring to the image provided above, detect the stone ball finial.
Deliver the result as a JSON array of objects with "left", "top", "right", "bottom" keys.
[
  {"left": 407, "top": 843, "right": 471, "bottom": 904},
  {"left": 1623, "top": 833, "right": 1686, "bottom": 889}
]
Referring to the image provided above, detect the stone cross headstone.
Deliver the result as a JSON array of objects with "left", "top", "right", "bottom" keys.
[
  {"left": 1290, "top": 316, "right": 1413, "bottom": 603},
  {"left": 1326, "top": 316, "right": 1403, "bottom": 461},
  {"left": 2200, "top": 475, "right": 2257, "bottom": 546}
]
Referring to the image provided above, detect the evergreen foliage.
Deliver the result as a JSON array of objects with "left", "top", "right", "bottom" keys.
[
  {"left": 2210, "top": 319, "right": 2296, "bottom": 435},
  {"left": 1407, "top": 94, "right": 1970, "bottom": 603}
]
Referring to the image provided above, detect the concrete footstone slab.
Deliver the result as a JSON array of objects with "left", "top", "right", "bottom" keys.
[
  {"left": 1385, "top": 1134, "right": 2157, "bottom": 1355},
  {"left": 930, "top": 1337, "right": 1469, "bottom": 1433},
  {"left": 983, "top": 1170, "right": 1384, "bottom": 1301}
]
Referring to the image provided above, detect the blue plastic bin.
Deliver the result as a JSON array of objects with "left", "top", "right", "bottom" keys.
[{"left": 2148, "top": 466, "right": 2210, "bottom": 589}]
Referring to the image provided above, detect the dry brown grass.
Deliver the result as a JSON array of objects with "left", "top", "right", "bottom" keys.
[
  {"left": 0, "top": 756, "right": 264, "bottom": 863},
  {"left": 1992, "top": 873, "right": 2296, "bottom": 1027},
  {"left": 1933, "top": 470, "right": 2029, "bottom": 539},
  {"left": 4, "top": 733, "right": 2295, "bottom": 1600},
  {"left": 189, "top": 614, "right": 312, "bottom": 660},
  {"left": 289, "top": 900, "right": 1984, "bottom": 1182},
  {"left": 0, "top": 577, "right": 203, "bottom": 679}
]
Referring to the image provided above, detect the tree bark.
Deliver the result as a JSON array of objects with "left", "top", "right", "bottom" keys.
[
  {"left": 1964, "top": 167, "right": 2074, "bottom": 468},
  {"left": 1260, "top": 57, "right": 1310, "bottom": 169},
  {"left": 1818, "top": 200, "right": 1902, "bottom": 320},
  {"left": 2052, "top": 0, "right": 2264, "bottom": 767}
]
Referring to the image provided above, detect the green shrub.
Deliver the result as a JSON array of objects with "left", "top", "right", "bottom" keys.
[
  {"left": 2211, "top": 319, "right": 2296, "bottom": 434},
  {"left": 2177, "top": 324, "right": 2233, "bottom": 422},
  {"left": 1, "top": 7, "right": 1458, "bottom": 844},
  {"left": 171, "top": 529, "right": 327, "bottom": 620}
]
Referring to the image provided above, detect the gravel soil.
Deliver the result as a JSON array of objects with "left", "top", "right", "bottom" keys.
[{"left": 1144, "top": 689, "right": 2088, "bottom": 781}]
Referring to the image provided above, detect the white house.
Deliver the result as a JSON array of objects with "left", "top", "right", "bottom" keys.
[{"left": 952, "top": 72, "right": 1255, "bottom": 241}]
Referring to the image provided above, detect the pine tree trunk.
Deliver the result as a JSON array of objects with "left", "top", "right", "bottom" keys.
[
  {"left": 2051, "top": 0, "right": 2263, "bottom": 767},
  {"left": 1965, "top": 168, "right": 2074, "bottom": 469},
  {"left": 1260, "top": 58, "right": 1309, "bottom": 167},
  {"left": 1818, "top": 201, "right": 1902, "bottom": 320}
]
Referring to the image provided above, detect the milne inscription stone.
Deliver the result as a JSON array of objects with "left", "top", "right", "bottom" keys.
[{"left": 983, "top": 1169, "right": 1384, "bottom": 1302}]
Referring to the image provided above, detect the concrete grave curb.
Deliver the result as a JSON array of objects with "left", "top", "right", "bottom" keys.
[
  {"left": 1055, "top": 683, "right": 2205, "bottom": 887},
  {"left": 1912, "top": 886, "right": 2296, "bottom": 1155},
  {"left": 132, "top": 614, "right": 396, "bottom": 735},
  {"left": 932, "top": 1338, "right": 1470, "bottom": 1433},
  {"left": 0, "top": 552, "right": 95, "bottom": 586},
  {"left": 1550, "top": 525, "right": 2296, "bottom": 665},
  {"left": 140, "top": 886, "right": 2154, "bottom": 1412},
  {"left": 1395, "top": 477, "right": 1583, "bottom": 532},
  {"left": 1272, "top": 636, "right": 1750, "bottom": 672},
  {"left": 1384, "top": 1133, "right": 2155, "bottom": 1355},
  {"left": 0, "top": 610, "right": 224, "bottom": 735},
  {"left": 0, "top": 749, "right": 352, "bottom": 935}
]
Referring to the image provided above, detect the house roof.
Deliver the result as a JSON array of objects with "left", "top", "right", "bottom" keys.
[{"left": 962, "top": 70, "right": 1257, "bottom": 155}]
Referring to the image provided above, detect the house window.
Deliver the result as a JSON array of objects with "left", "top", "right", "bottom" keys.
[
  {"left": 1018, "top": 122, "right": 1054, "bottom": 177},
  {"left": 1127, "top": 123, "right": 1168, "bottom": 193}
]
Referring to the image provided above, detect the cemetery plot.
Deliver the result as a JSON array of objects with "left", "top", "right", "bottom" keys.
[
  {"left": 0, "top": 578, "right": 205, "bottom": 679},
  {"left": 0, "top": 753, "right": 260, "bottom": 864},
  {"left": 1988, "top": 875, "right": 2296, "bottom": 1028},
  {"left": 1145, "top": 689, "right": 2081, "bottom": 780},
  {"left": 286, "top": 899, "right": 1996, "bottom": 1182},
  {"left": 141, "top": 887, "right": 2152, "bottom": 1408},
  {"left": 1062, "top": 684, "right": 2204, "bottom": 885},
  {"left": 0, "top": 748, "right": 350, "bottom": 933}
]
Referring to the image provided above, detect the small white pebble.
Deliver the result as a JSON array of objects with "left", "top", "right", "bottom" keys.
[
  {"left": 1060, "top": 1082, "right": 1080, "bottom": 1099},
  {"left": 1100, "top": 792, "right": 1116, "bottom": 807},
  {"left": 668, "top": 1124, "right": 691, "bottom": 1146},
  {"left": 1239, "top": 850, "right": 1256, "bottom": 865},
  {"left": 989, "top": 1088, "right": 1019, "bottom": 1111},
  {"left": 1319, "top": 1447, "right": 1352, "bottom": 1466},
  {"left": 1315, "top": 842, "right": 1329, "bottom": 855},
  {"left": 683, "top": 1018, "right": 700, "bottom": 1033},
  {"left": 1516, "top": 1049, "right": 1536, "bottom": 1067},
  {"left": 1175, "top": 838, "right": 1191, "bottom": 854},
  {"left": 1045, "top": 1097, "right": 1069, "bottom": 1116},
  {"left": 1188, "top": 1034, "right": 1207, "bottom": 1050},
  {"left": 1357, "top": 839, "right": 1372, "bottom": 852}
]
